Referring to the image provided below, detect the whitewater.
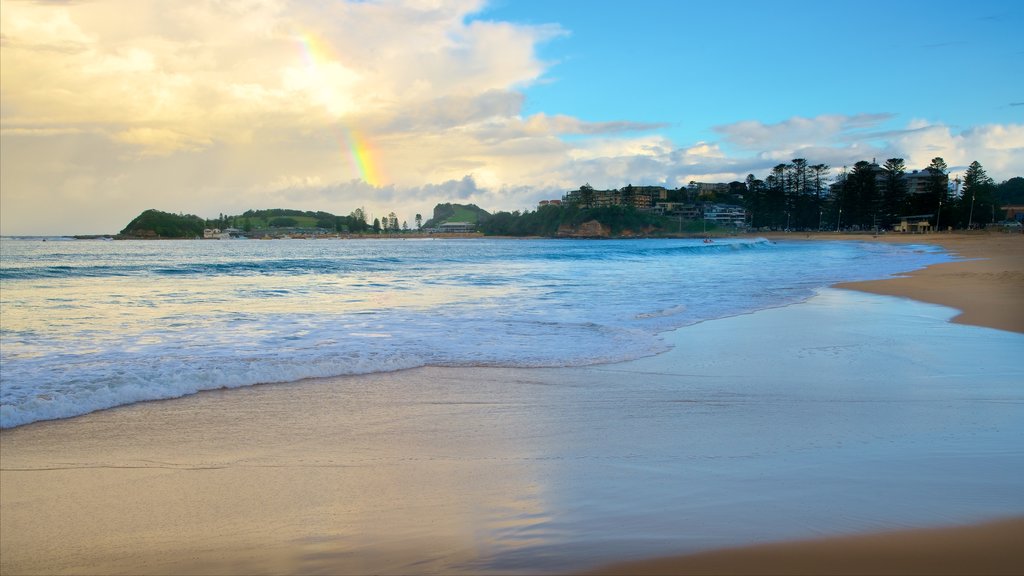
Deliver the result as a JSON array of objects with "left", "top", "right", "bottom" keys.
[{"left": 0, "top": 237, "right": 951, "bottom": 428}]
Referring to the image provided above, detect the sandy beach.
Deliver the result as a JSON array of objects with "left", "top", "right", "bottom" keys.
[
  {"left": 1, "top": 232, "right": 1022, "bottom": 575},
  {"left": 794, "top": 231, "right": 1024, "bottom": 334}
]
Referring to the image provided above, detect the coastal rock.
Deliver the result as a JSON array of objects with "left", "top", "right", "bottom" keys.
[{"left": 557, "top": 219, "right": 610, "bottom": 238}]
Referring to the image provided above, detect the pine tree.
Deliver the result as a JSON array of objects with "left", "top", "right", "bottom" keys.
[
  {"left": 960, "top": 161, "right": 996, "bottom": 228},
  {"left": 881, "top": 158, "right": 908, "bottom": 222}
]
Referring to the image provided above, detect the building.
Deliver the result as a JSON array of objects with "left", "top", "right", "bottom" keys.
[
  {"left": 562, "top": 186, "right": 663, "bottom": 210},
  {"left": 893, "top": 216, "right": 934, "bottom": 233},
  {"left": 830, "top": 165, "right": 947, "bottom": 198},
  {"left": 1003, "top": 205, "right": 1024, "bottom": 223},
  {"left": 203, "top": 227, "right": 243, "bottom": 239},
  {"left": 702, "top": 204, "right": 747, "bottom": 227},
  {"left": 436, "top": 222, "right": 476, "bottom": 233},
  {"left": 653, "top": 202, "right": 688, "bottom": 215},
  {"left": 903, "top": 169, "right": 938, "bottom": 196}
]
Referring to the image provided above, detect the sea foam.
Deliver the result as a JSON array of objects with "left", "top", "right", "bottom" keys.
[{"left": 0, "top": 237, "right": 951, "bottom": 428}]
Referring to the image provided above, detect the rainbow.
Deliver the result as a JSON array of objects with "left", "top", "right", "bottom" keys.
[
  {"left": 294, "top": 31, "right": 384, "bottom": 186},
  {"left": 340, "top": 128, "right": 383, "bottom": 187},
  {"left": 295, "top": 31, "right": 334, "bottom": 69}
]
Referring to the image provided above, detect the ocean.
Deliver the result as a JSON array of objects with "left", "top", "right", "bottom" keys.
[{"left": 0, "top": 237, "right": 951, "bottom": 429}]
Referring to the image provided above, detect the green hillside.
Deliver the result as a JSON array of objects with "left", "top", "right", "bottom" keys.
[
  {"left": 422, "top": 203, "right": 490, "bottom": 228},
  {"left": 119, "top": 209, "right": 206, "bottom": 238}
]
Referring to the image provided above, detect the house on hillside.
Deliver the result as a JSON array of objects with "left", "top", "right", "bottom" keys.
[
  {"left": 702, "top": 204, "right": 747, "bottom": 227},
  {"left": 437, "top": 222, "right": 476, "bottom": 234}
]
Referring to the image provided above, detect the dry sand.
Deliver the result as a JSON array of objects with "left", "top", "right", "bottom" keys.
[{"left": 1, "top": 232, "right": 1021, "bottom": 575}]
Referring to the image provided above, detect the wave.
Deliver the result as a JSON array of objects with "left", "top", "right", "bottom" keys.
[
  {"left": 1, "top": 238, "right": 773, "bottom": 280},
  {"left": 0, "top": 237, "right": 952, "bottom": 429},
  {"left": 0, "top": 318, "right": 666, "bottom": 429}
]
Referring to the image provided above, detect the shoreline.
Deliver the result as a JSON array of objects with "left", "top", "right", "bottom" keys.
[
  {"left": 2, "top": 233, "right": 1021, "bottom": 575},
  {"left": 581, "top": 231, "right": 1024, "bottom": 575},
  {"left": 762, "top": 231, "right": 1024, "bottom": 334}
]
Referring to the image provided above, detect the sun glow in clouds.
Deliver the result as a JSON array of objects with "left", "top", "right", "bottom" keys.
[{"left": 294, "top": 31, "right": 384, "bottom": 186}]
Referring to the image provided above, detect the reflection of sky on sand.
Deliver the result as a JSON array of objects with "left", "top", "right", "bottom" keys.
[
  {"left": 2, "top": 289, "right": 1022, "bottom": 575},
  {"left": 485, "top": 288, "right": 1024, "bottom": 573}
]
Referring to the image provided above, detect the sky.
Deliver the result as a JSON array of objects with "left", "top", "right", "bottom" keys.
[{"left": 1, "top": 0, "right": 1022, "bottom": 235}]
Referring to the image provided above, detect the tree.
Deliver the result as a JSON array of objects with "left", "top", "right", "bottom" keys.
[
  {"left": 415, "top": 213, "right": 422, "bottom": 230},
  {"left": 923, "top": 157, "right": 950, "bottom": 229},
  {"left": 269, "top": 217, "right": 298, "bottom": 228},
  {"left": 841, "top": 161, "right": 880, "bottom": 229},
  {"left": 960, "top": 161, "right": 997, "bottom": 228},
  {"left": 995, "top": 177, "right": 1024, "bottom": 205},
  {"left": 743, "top": 174, "right": 765, "bottom": 228},
  {"left": 579, "top": 184, "right": 596, "bottom": 209},
  {"left": 350, "top": 208, "right": 366, "bottom": 224},
  {"left": 881, "top": 158, "right": 908, "bottom": 223},
  {"left": 809, "top": 164, "right": 830, "bottom": 229},
  {"left": 764, "top": 164, "right": 787, "bottom": 228},
  {"left": 786, "top": 158, "right": 815, "bottom": 229},
  {"left": 120, "top": 209, "right": 205, "bottom": 238},
  {"left": 372, "top": 218, "right": 381, "bottom": 233},
  {"left": 620, "top": 184, "right": 635, "bottom": 208}
]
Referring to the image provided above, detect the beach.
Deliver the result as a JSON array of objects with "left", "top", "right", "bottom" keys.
[
  {"left": 1, "top": 232, "right": 1022, "bottom": 575},
  {"left": 801, "top": 231, "right": 1024, "bottom": 334}
]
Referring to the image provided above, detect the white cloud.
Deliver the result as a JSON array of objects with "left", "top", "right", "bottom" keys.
[
  {"left": 0, "top": 1, "right": 1021, "bottom": 236},
  {"left": 713, "top": 114, "right": 895, "bottom": 152},
  {"left": 889, "top": 121, "right": 1024, "bottom": 176}
]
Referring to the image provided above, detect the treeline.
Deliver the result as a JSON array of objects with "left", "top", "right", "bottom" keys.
[
  {"left": 209, "top": 208, "right": 373, "bottom": 233},
  {"left": 744, "top": 157, "right": 1016, "bottom": 231},
  {"left": 479, "top": 204, "right": 673, "bottom": 236}
]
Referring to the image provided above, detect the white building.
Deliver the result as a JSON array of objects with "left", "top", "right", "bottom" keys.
[
  {"left": 702, "top": 204, "right": 747, "bottom": 227},
  {"left": 437, "top": 222, "right": 476, "bottom": 233}
]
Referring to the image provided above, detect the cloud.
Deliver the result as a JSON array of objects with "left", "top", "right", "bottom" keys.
[
  {"left": 0, "top": 0, "right": 563, "bottom": 158},
  {"left": 1, "top": 1, "right": 1021, "bottom": 236},
  {"left": 524, "top": 114, "right": 668, "bottom": 136},
  {"left": 712, "top": 114, "right": 895, "bottom": 152},
  {"left": 887, "top": 121, "right": 1024, "bottom": 176}
]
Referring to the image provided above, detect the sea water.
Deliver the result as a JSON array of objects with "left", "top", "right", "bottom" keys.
[{"left": 0, "top": 237, "right": 951, "bottom": 428}]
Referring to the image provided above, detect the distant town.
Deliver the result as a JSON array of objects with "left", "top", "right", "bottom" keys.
[{"left": 115, "top": 157, "right": 1023, "bottom": 240}]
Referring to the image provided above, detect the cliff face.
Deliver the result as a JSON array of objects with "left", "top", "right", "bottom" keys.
[{"left": 557, "top": 219, "right": 610, "bottom": 238}]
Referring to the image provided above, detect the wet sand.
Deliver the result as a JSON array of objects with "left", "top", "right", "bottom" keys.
[
  {"left": 779, "top": 231, "right": 1024, "bottom": 334},
  {"left": 2, "top": 233, "right": 1022, "bottom": 575},
  {"left": 588, "top": 231, "right": 1024, "bottom": 575},
  {"left": 586, "top": 517, "right": 1024, "bottom": 575}
]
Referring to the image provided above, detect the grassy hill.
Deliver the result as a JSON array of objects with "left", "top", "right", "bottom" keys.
[{"left": 422, "top": 203, "right": 490, "bottom": 228}]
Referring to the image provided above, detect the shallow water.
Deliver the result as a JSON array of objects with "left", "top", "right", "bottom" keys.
[
  {"left": 0, "top": 237, "right": 951, "bottom": 428},
  {"left": 2, "top": 289, "right": 1020, "bottom": 575}
]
